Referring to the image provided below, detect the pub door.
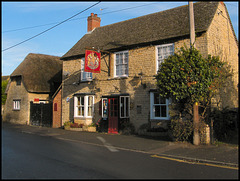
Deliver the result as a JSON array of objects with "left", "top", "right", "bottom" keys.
[{"left": 108, "top": 98, "right": 119, "bottom": 134}]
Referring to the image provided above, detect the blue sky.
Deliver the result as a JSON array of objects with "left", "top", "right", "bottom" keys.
[{"left": 1, "top": 1, "right": 239, "bottom": 76}]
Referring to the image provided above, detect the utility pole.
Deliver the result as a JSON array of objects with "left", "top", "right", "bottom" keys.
[
  {"left": 189, "top": 2, "right": 195, "bottom": 47},
  {"left": 189, "top": 1, "right": 200, "bottom": 145}
]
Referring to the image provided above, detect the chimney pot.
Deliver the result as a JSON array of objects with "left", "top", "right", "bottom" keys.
[{"left": 87, "top": 13, "right": 101, "bottom": 32}]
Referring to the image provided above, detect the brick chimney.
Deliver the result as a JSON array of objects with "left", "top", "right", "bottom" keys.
[{"left": 87, "top": 13, "right": 101, "bottom": 32}]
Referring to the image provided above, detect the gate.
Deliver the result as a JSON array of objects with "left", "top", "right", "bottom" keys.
[{"left": 30, "top": 101, "right": 52, "bottom": 127}]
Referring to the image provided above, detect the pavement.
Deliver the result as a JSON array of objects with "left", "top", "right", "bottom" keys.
[{"left": 2, "top": 122, "right": 238, "bottom": 169}]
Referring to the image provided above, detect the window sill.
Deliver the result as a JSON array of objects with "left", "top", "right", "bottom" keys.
[
  {"left": 107, "top": 76, "right": 129, "bottom": 80},
  {"left": 150, "top": 118, "right": 170, "bottom": 121},
  {"left": 74, "top": 116, "right": 93, "bottom": 119},
  {"left": 80, "top": 79, "right": 93, "bottom": 82}
]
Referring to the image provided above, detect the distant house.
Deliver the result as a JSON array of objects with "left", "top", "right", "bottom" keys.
[
  {"left": 61, "top": 1, "right": 238, "bottom": 133},
  {"left": 3, "top": 53, "right": 62, "bottom": 125}
]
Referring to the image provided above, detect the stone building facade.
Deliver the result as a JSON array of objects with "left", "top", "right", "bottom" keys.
[{"left": 61, "top": 2, "right": 238, "bottom": 133}]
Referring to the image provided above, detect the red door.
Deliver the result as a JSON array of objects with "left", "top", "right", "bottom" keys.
[{"left": 108, "top": 98, "right": 118, "bottom": 134}]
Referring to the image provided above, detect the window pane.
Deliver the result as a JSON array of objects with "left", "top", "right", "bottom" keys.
[
  {"left": 88, "top": 107, "right": 92, "bottom": 116},
  {"left": 124, "top": 65, "right": 128, "bottom": 75},
  {"left": 126, "top": 97, "right": 129, "bottom": 117},
  {"left": 81, "top": 97, "right": 84, "bottom": 105},
  {"left": 116, "top": 54, "right": 119, "bottom": 64},
  {"left": 154, "top": 106, "right": 160, "bottom": 117},
  {"left": 161, "top": 106, "right": 167, "bottom": 117},
  {"left": 119, "top": 53, "right": 123, "bottom": 64},
  {"left": 160, "top": 98, "right": 166, "bottom": 104},
  {"left": 116, "top": 65, "right": 120, "bottom": 75},
  {"left": 81, "top": 107, "right": 84, "bottom": 116},
  {"left": 154, "top": 93, "right": 160, "bottom": 104},
  {"left": 88, "top": 96, "right": 93, "bottom": 106}
]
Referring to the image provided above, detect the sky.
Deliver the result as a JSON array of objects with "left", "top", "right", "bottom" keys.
[{"left": 1, "top": 1, "right": 239, "bottom": 76}]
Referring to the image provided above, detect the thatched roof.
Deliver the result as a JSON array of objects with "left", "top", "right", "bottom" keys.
[
  {"left": 61, "top": 1, "right": 220, "bottom": 60},
  {"left": 11, "top": 53, "right": 62, "bottom": 93}
]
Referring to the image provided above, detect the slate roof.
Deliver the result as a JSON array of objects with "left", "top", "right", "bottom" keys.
[
  {"left": 61, "top": 1, "right": 222, "bottom": 60},
  {"left": 11, "top": 53, "right": 62, "bottom": 93}
]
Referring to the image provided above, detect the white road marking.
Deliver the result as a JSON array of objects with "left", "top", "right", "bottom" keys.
[{"left": 97, "top": 136, "right": 119, "bottom": 152}]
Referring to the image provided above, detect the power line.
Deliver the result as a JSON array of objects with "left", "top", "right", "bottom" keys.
[
  {"left": 2, "top": 2, "right": 159, "bottom": 34},
  {"left": 2, "top": 1, "right": 101, "bottom": 52}
]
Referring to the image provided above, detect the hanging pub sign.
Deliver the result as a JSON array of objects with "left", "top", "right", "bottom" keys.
[{"left": 85, "top": 50, "right": 101, "bottom": 73}]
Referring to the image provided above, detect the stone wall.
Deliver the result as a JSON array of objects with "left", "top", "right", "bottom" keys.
[{"left": 206, "top": 2, "right": 238, "bottom": 109}]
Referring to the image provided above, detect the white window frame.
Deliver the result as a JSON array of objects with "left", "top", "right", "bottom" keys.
[
  {"left": 114, "top": 50, "right": 129, "bottom": 77},
  {"left": 74, "top": 95, "right": 94, "bottom": 118},
  {"left": 150, "top": 92, "right": 170, "bottom": 120},
  {"left": 81, "top": 58, "right": 93, "bottom": 81},
  {"left": 155, "top": 43, "right": 174, "bottom": 73},
  {"left": 120, "top": 96, "right": 130, "bottom": 118},
  {"left": 13, "top": 100, "right": 21, "bottom": 110}
]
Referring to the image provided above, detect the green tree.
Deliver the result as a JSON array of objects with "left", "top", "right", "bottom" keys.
[
  {"left": 1, "top": 79, "right": 9, "bottom": 105},
  {"left": 155, "top": 45, "right": 232, "bottom": 142},
  {"left": 156, "top": 46, "right": 229, "bottom": 104}
]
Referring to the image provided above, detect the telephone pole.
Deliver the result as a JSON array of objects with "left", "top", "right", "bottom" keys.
[
  {"left": 189, "top": 1, "right": 200, "bottom": 145},
  {"left": 189, "top": 1, "right": 195, "bottom": 47}
]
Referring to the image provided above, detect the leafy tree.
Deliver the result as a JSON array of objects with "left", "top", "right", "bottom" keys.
[
  {"left": 1, "top": 79, "right": 9, "bottom": 105},
  {"left": 156, "top": 46, "right": 228, "bottom": 103},
  {"left": 156, "top": 45, "right": 232, "bottom": 109},
  {"left": 155, "top": 46, "right": 232, "bottom": 142}
]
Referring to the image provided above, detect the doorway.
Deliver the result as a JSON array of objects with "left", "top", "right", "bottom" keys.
[{"left": 108, "top": 98, "right": 118, "bottom": 134}]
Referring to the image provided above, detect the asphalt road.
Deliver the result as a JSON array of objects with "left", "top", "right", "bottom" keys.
[{"left": 2, "top": 125, "right": 238, "bottom": 179}]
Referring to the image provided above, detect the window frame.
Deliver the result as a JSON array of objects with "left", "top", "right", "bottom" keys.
[
  {"left": 74, "top": 95, "right": 94, "bottom": 118},
  {"left": 150, "top": 92, "right": 170, "bottom": 120},
  {"left": 81, "top": 58, "right": 93, "bottom": 81},
  {"left": 155, "top": 43, "right": 174, "bottom": 73},
  {"left": 120, "top": 96, "right": 130, "bottom": 118},
  {"left": 114, "top": 50, "right": 129, "bottom": 77},
  {"left": 13, "top": 99, "right": 21, "bottom": 110}
]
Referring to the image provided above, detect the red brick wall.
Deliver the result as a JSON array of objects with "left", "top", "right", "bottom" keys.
[{"left": 52, "top": 89, "right": 62, "bottom": 128}]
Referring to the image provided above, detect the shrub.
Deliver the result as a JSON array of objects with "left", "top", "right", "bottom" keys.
[
  {"left": 96, "top": 119, "right": 108, "bottom": 132},
  {"left": 120, "top": 120, "right": 135, "bottom": 135},
  {"left": 64, "top": 121, "right": 84, "bottom": 128},
  {"left": 210, "top": 107, "right": 238, "bottom": 140},
  {"left": 88, "top": 122, "right": 96, "bottom": 127},
  {"left": 170, "top": 118, "right": 193, "bottom": 142},
  {"left": 64, "top": 121, "right": 72, "bottom": 127}
]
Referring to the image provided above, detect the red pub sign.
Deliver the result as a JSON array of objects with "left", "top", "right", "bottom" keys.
[{"left": 85, "top": 50, "right": 101, "bottom": 73}]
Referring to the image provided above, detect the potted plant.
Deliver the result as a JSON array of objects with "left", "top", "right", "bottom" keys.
[
  {"left": 64, "top": 121, "right": 72, "bottom": 130},
  {"left": 88, "top": 122, "right": 97, "bottom": 132}
]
